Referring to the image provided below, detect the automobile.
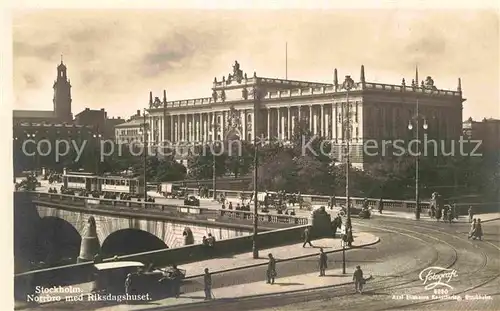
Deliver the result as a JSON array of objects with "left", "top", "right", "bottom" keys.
[
  {"left": 184, "top": 196, "right": 200, "bottom": 207},
  {"left": 93, "top": 261, "right": 186, "bottom": 300}
]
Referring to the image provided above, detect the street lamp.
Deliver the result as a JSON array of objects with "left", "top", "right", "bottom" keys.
[
  {"left": 408, "top": 97, "right": 428, "bottom": 220},
  {"left": 252, "top": 85, "right": 262, "bottom": 259},
  {"left": 208, "top": 127, "right": 218, "bottom": 201},
  {"left": 26, "top": 133, "right": 37, "bottom": 173},
  {"left": 92, "top": 132, "right": 102, "bottom": 174},
  {"left": 341, "top": 76, "right": 355, "bottom": 235},
  {"left": 139, "top": 109, "right": 150, "bottom": 200}
]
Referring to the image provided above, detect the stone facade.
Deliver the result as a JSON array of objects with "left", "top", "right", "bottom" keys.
[{"left": 145, "top": 62, "right": 465, "bottom": 169}]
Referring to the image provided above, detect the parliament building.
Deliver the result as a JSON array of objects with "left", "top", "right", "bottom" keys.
[{"left": 144, "top": 61, "right": 465, "bottom": 169}]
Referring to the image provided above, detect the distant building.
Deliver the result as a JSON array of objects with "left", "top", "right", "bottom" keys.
[
  {"left": 13, "top": 60, "right": 73, "bottom": 125},
  {"left": 74, "top": 108, "right": 107, "bottom": 129},
  {"left": 463, "top": 117, "right": 500, "bottom": 154},
  {"left": 13, "top": 122, "right": 94, "bottom": 173},
  {"left": 114, "top": 110, "right": 145, "bottom": 144}
]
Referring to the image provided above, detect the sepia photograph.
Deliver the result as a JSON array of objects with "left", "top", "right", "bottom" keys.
[{"left": 7, "top": 1, "right": 500, "bottom": 311}]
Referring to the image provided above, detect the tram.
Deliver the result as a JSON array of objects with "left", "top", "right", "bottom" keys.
[{"left": 62, "top": 171, "right": 144, "bottom": 196}]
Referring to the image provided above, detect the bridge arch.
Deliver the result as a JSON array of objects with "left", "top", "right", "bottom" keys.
[
  {"left": 34, "top": 217, "right": 82, "bottom": 266},
  {"left": 101, "top": 229, "right": 168, "bottom": 258}
]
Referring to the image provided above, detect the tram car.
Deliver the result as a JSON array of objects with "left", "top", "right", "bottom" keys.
[{"left": 62, "top": 171, "right": 145, "bottom": 196}]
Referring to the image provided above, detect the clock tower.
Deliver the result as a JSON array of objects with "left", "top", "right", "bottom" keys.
[{"left": 53, "top": 57, "right": 73, "bottom": 122}]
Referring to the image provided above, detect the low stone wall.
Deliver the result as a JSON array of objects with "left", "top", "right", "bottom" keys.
[{"left": 14, "top": 224, "right": 310, "bottom": 300}]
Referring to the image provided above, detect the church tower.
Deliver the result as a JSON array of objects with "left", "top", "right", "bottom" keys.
[{"left": 53, "top": 58, "right": 73, "bottom": 122}]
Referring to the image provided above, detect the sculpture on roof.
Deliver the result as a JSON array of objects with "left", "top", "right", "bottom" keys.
[
  {"left": 233, "top": 61, "right": 243, "bottom": 83},
  {"left": 424, "top": 76, "right": 438, "bottom": 90}
]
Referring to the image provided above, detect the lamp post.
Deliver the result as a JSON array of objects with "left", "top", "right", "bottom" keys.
[
  {"left": 26, "top": 133, "right": 37, "bottom": 172},
  {"left": 140, "top": 109, "right": 150, "bottom": 200},
  {"left": 209, "top": 125, "right": 218, "bottom": 201},
  {"left": 342, "top": 76, "right": 355, "bottom": 233},
  {"left": 252, "top": 85, "right": 261, "bottom": 259},
  {"left": 408, "top": 97, "right": 428, "bottom": 220},
  {"left": 92, "top": 131, "right": 102, "bottom": 174}
]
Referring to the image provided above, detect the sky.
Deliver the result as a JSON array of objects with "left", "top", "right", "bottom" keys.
[{"left": 11, "top": 8, "right": 500, "bottom": 121}]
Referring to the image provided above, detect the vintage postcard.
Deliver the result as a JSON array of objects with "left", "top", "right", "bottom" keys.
[{"left": 5, "top": 1, "right": 500, "bottom": 311}]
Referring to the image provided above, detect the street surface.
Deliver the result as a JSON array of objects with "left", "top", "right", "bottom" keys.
[{"left": 16, "top": 217, "right": 500, "bottom": 311}]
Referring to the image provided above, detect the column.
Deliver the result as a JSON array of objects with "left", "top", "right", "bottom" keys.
[
  {"left": 322, "top": 105, "right": 326, "bottom": 137},
  {"left": 240, "top": 109, "right": 247, "bottom": 140},
  {"left": 298, "top": 105, "right": 302, "bottom": 122},
  {"left": 191, "top": 114, "right": 195, "bottom": 141},
  {"left": 287, "top": 107, "right": 291, "bottom": 139},
  {"left": 211, "top": 112, "right": 215, "bottom": 141},
  {"left": 277, "top": 108, "right": 281, "bottom": 139},
  {"left": 309, "top": 105, "right": 313, "bottom": 132},
  {"left": 267, "top": 108, "right": 271, "bottom": 139}
]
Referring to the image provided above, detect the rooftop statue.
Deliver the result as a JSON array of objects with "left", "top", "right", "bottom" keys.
[{"left": 233, "top": 61, "right": 243, "bottom": 83}]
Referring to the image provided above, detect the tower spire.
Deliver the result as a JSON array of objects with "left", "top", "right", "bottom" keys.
[
  {"left": 360, "top": 64, "right": 365, "bottom": 83},
  {"left": 61, "top": 54, "right": 63, "bottom": 64},
  {"left": 149, "top": 91, "right": 153, "bottom": 105},
  {"left": 457, "top": 78, "right": 462, "bottom": 93},
  {"left": 163, "top": 90, "right": 167, "bottom": 103},
  {"left": 415, "top": 65, "right": 419, "bottom": 87}
]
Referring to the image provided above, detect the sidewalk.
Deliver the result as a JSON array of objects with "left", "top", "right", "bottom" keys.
[
  {"left": 15, "top": 231, "right": 378, "bottom": 310},
  {"left": 96, "top": 268, "right": 371, "bottom": 311},
  {"left": 180, "top": 231, "right": 379, "bottom": 278},
  {"left": 368, "top": 209, "right": 500, "bottom": 223}
]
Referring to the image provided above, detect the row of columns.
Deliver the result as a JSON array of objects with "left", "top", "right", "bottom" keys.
[
  {"left": 148, "top": 110, "right": 255, "bottom": 143},
  {"left": 146, "top": 103, "right": 361, "bottom": 145},
  {"left": 267, "top": 104, "right": 360, "bottom": 141}
]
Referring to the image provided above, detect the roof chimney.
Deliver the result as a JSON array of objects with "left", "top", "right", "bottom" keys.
[{"left": 137, "top": 110, "right": 140, "bottom": 116}]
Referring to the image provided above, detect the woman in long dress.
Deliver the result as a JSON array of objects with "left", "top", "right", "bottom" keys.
[
  {"left": 474, "top": 219, "right": 483, "bottom": 240},
  {"left": 468, "top": 219, "right": 476, "bottom": 239}
]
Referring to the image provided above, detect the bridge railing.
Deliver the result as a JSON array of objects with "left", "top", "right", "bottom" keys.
[
  {"left": 25, "top": 191, "right": 310, "bottom": 225},
  {"left": 186, "top": 188, "right": 431, "bottom": 211}
]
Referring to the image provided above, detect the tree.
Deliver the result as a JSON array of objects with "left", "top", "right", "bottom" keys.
[{"left": 187, "top": 144, "right": 226, "bottom": 180}]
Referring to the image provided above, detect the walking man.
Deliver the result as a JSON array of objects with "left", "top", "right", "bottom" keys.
[
  {"left": 302, "top": 226, "right": 313, "bottom": 247},
  {"left": 319, "top": 248, "right": 327, "bottom": 276},
  {"left": 468, "top": 206, "right": 474, "bottom": 223},
  {"left": 353, "top": 265, "right": 364, "bottom": 294},
  {"left": 203, "top": 268, "right": 212, "bottom": 300},
  {"left": 378, "top": 198, "right": 384, "bottom": 214},
  {"left": 266, "top": 253, "right": 276, "bottom": 284}
]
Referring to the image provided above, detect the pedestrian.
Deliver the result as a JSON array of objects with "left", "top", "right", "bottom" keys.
[
  {"left": 266, "top": 253, "right": 276, "bottom": 284},
  {"left": 346, "top": 228, "right": 354, "bottom": 247},
  {"left": 468, "top": 219, "right": 476, "bottom": 239},
  {"left": 124, "top": 273, "right": 132, "bottom": 302},
  {"left": 353, "top": 265, "right": 365, "bottom": 294},
  {"left": 474, "top": 218, "right": 483, "bottom": 240},
  {"left": 319, "top": 248, "right": 327, "bottom": 276},
  {"left": 203, "top": 268, "right": 212, "bottom": 300},
  {"left": 378, "top": 198, "right": 384, "bottom": 214},
  {"left": 468, "top": 206, "right": 473, "bottom": 223},
  {"left": 171, "top": 264, "right": 181, "bottom": 298},
  {"left": 302, "top": 226, "right": 313, "bottom": 247}
]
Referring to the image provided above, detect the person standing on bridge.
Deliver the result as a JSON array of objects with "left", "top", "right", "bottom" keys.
[
  {"left": 266, "top": 253, "right": 276, "bottom": 284},
  {"left": 204, "top": 268, "right": 212, "bottom": 300},
  {"left": 319, "top": 248, "right": 327, "bottom": 276},
  {"left": 468, "top": 206, "right": 474, "bottom": 223}
]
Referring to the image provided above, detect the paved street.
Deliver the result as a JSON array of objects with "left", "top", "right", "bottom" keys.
[{"left": 16, "top": 218, "right": 500, "bottom": 311}]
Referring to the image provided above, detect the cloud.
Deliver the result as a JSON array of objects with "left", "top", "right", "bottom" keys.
[{"left": 12, "top": 9, "right": 499, "bottom": 120}]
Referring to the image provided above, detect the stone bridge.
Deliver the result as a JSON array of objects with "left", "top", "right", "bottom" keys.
[{"left": 14, "top": 192, "right": 308, "bottom": 273}]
